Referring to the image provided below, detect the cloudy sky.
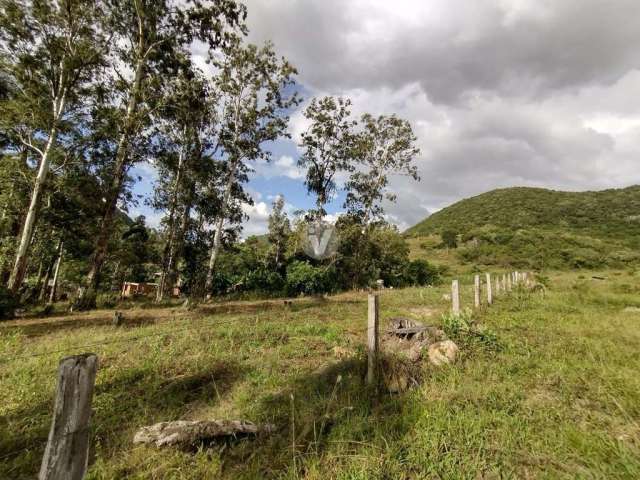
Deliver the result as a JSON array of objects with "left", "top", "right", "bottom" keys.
[{"left": 134, "top": 0, "right": 640, "bottom": 235}]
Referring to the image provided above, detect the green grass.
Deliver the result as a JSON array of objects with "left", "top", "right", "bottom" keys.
[
  {"left": 1, "top": 272, "right": 639, "bottom": 478},
  {"left": 405, "top": 186, "right": 640, "bottom": 270}
]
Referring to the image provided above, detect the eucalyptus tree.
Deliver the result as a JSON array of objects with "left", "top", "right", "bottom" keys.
[
  {"left": 186, "top": 154, "right": 249, "bottom": 298},
  {"left": 152, "top": 68, "right": 217, "bottom": 301},
  {"left": 202, "top": 40, "right": 299, "bottom": 297},
  {"left": 267, "top": 195, "right": 290, "bottom": 271},
  {"left": 77, "top": 0, "right": 247, "bottom": 308},
  {"left": 0, "top": 0, "right": 110, "bottom": 294},
  {"left": 345, "top": 114, "right": 420, "bottom": 225},
  {"left": 298, "top": 96, "right": 358, "bottom": 219}
]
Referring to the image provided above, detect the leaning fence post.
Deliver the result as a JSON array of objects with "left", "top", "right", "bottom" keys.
[
  {"left": 486, "top": 273, "right": 493, "bottom": 304},
  {"left": 39, "top": 354, "right": 98, "bottom": 480},
  {"left": 451, "top": 280, "right": 460, "bottom": 314},
  {"left": 473, "top": 274, "right": 480, "bottom": 308},
  {"left": 367, "top": 294, "right": 379, "bottom": 386}
]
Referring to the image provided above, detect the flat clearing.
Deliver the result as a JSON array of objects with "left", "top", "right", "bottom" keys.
[{"left": 1, "top": 272, "right": 639, "bottom": 479}]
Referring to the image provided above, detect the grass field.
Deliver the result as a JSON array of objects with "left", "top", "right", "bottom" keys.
[{"left": 1, "top": 271, "right": 639, "bottom": 479}]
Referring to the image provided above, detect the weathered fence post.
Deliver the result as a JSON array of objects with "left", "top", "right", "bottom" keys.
[
  {"left": 495, "top": 276, "right": 500, "bottom": 295},
  {"left": 451, "top": 280, "right": 460, "bottom": 314},
  {"left": 367, "top": 294, "right": 379, "bottom": 386},
  {"left": 474, "top": 274, "right": 480, "bottom": 308},
  {"left": 502, "top": 274, "right": 507, "bottom": 292},
  {"left": 39, "top": 354, "right": 98, "bottom": 480},
  {"left": 507, "top": 273, "right": 512, "bottom": 291},
  {"left": 486, "top": 273, "right": 493, "bottom": 304}
]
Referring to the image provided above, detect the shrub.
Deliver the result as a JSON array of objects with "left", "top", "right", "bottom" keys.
[
  {"left": 441, "top": 230, "right": 458, "bottom": 249},
  {"left": 244, "top": 268, "right": 284, "bottom": 294},
  {"left": 0, "top": 286, "right": 18, "bottom": 320},
  {"left": 285, "top": 261, "right": 333, "bottom": 296},
  {"left": 403, "top": 259, "right": 440, "bottom": 286}
]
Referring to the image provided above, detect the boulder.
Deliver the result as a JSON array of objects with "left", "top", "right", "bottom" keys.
[{"left": 427, "top": 340, "right": 459, "bottom": 366}]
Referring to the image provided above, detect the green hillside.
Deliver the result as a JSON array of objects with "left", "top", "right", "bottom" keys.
[{"left": 406, "top": 186, "right": 640, "bottom": 270}]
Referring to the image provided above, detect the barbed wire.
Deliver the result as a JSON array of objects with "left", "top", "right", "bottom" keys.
[
  {"left": 0, "top": 309, "right": 371, "bottom": 365},
  {"left": 0, "top": 276, "right": 523, "bottom": 365}
]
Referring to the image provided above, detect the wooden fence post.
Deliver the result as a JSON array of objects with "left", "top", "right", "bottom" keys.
[
  {"left": 39, "top": 354, "right": 98, "bottom": 480},
  {"left": 495, "top": 276, "right": 500, "bottom": 295},
  {"left": 451, "top": 280, "right": 460, "bottom": 314},
  {"left": 507, "top": 273, "right": 512, "bottom": 291},
  {"left": 367, "top": 294, "right": 379, "bottom": 386},
  {"left": 502, "top": 274, "right": 507, "bottom": 292},
  {"left": 474, "top": 274, "right": 480, "bottom": 308},
  {"left": 486, "top": 273, "right": 493, "bottom": 304}
]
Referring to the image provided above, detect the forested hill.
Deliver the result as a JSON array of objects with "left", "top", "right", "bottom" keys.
[
  {"left": 407, "top": 186, "right": 640, "bottom": 239},
  {"left": 406, "top": 186, "right": 640, "bottom": 270}
]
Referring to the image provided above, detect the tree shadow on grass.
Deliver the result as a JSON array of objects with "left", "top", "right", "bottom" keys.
[
  {"left": 0, "top": 359, "right": 249, "bottom": 479},
  {"left": 0, "top": 313, "right": 166, "bottom": 338},
  {"left": 216, "top": 355, "right": 416, "bottom": 479}
]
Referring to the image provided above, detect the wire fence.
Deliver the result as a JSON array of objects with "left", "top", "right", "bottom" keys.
[
  {"left": 1, "top": 274, "right": 530, "bottom": 469},
  {"left": 0, "top": 303, "right": 372, "bottom": 365}
]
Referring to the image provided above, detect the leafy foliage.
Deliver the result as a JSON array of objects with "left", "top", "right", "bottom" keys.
[{"left": 0, "top": 284, "right": 16, "bottom": 319}]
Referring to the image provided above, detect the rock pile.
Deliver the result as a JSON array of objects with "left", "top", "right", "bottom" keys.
[{"left": 380, "top": 317, "right": 459, "bottom": 393}]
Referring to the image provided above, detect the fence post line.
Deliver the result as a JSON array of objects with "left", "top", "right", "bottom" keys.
[
  {"left": 367, "top": 293, "right": 379, "bottom": 386},
  {"left": 474, "top": 274, "right": 480, "bottom": 308},
  {"left": 486, "top": 273, "right": 493, "bottom": 305},
  {"left": 451, "top": 280, "right": 460, "bottom": 314},
  {"left": 39, "top": 354, "right": 98, "bottom": 480}
]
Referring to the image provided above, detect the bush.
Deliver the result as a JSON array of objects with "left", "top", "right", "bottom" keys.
[
  {"left": 0, "top": 286, "right": 18, "bottom": 320},
  {"left": 285, "top": 261, "right": 333, "bottom": 296},
  {"left": 403, "top": 259, "right": 440, "bottom": 286},
  {"left": 441, "top": 230, "right": 458, "bottom": 249},
  {"left": 243, "top": 268, "right": 284, "bottom": 294}
]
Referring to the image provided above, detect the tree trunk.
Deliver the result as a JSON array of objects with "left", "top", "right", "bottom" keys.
[
  {"left": 157, "top": 149, "right": 185, "bottom": 302},
  {"left": 39, "top": 259, "right": 54, "bottom": 302},
  {"left": 167, "top": 199, "right": 192, "bottom": 298},
  {"left": 49, "top": 240, "right": 64, "bottom": 304},
  {"left": 203, "top": 168, "right": 236, "bottom": 299},
  {"left": 77, "top": 39, "right": 146, "bottom": 309},
  {"left": 7, "top": 124, "right": 60, "bottom": 293}
]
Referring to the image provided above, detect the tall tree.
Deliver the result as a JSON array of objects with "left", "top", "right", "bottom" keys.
[
  {"left": 202, "top": 40, "right": 299, "bottom": 297},
  {"left": 298, "top": 96, "right": 357, "bottom": 219},
  {"left": 0, "top": 0, "right": 110, "bottom": 294},
  {"left": 345, "top": 114, "right": 420, "bottom": 225},
  {"left": 77, "top": 0, "right": 247, "bottom": 308},
  {"left": 152, "top": 68, "right": 217, "bottom": 301},
  {"left": 267, "top": 195, "right": 290, "bottom": 271}
]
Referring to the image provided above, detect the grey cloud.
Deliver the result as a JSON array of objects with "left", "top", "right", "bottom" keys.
[
  {"left": 245, "top": 0, "right": 640, "bottom": 104},
  {"left": 239, "top": 0, "right": 640, "bottom": 232}
]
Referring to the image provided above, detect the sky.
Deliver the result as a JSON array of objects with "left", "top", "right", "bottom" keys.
[{"left": 132, "top": 0, "right": 640, "bottom": 236}]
